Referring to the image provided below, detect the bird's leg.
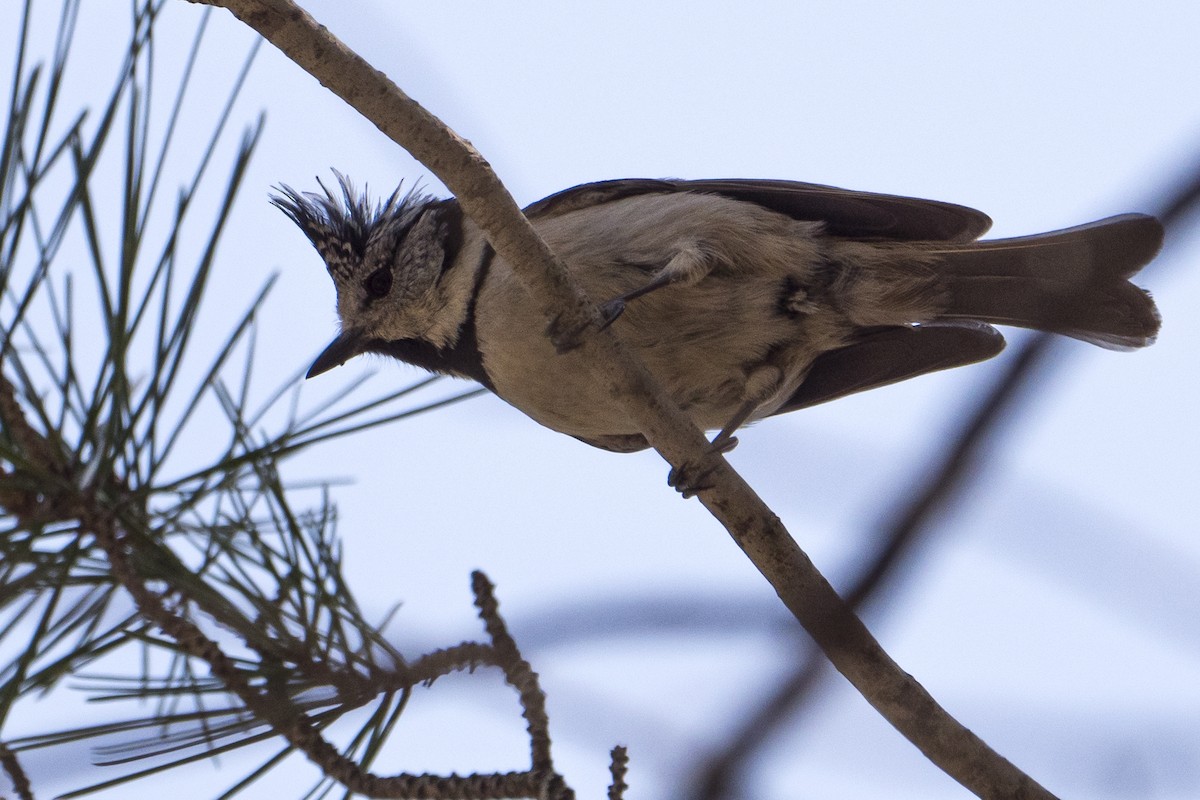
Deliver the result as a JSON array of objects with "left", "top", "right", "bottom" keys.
[
  {"left": 549, "top": 270, "right": 682, "bottom": 351},
  {"left": 598, "top": 243, "right": 715, "bottom": 329},
  {"left": 596, "top": 272, "right": 673, "bottom": 329},
  {"left": 551, "top": 245, "right": 716, "bottom": 351},
  {"left": 668, "top": 365, "right": 783, "bottom": 499}
]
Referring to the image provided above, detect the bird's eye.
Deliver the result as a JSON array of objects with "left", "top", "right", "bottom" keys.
[{"left": 364, "top": 267, "right": 392, "bottom": 299}]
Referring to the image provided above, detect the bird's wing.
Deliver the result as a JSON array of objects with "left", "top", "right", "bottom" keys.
[
  {"left": 775, "top": 322, "right": 1006, "bottom": 414},
  {"left": 523, "top": 178, "right": 992, "bottom": 243}
]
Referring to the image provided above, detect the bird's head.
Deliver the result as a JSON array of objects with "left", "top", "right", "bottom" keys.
[{"left": 273, "top": 174, "right": 463, "bottom": 377}]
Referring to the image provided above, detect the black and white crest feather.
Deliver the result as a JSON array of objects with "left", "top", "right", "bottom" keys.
[{"left": 271, "top": 172, "right": 431, "bottom": 283}]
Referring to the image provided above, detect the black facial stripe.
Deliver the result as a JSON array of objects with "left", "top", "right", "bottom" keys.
[
  {"left": 432, "top": 239, "right": 492, "bottom": 388},
  {"left": 433, "top": 200, "right": 465, "bottom": 278}
]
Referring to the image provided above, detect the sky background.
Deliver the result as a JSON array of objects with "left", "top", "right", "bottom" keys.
[{"left": 6, "top": 2, "right": 1200, "bottom": 799}]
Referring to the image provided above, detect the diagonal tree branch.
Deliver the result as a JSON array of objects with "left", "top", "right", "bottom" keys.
[{"left": 182, "top": 1, "right": 1059, "bottom": 797}]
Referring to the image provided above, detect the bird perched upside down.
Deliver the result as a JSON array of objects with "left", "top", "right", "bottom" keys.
[{"left": 274, "top": 177, "right": 1161, "bottom": 456}]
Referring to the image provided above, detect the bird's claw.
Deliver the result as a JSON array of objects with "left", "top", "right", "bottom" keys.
[
  {"left": 667, "top": 435, "right": 739, "bottom": 499},
  {"left": 547, "top": 299, "right": 625, "bottom": 353},
  {"left": 597, "top": 298, "right": 627, "bottom": 330}
]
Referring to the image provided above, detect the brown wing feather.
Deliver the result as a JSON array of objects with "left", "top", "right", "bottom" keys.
[
  {"left": 524, "top": 178, "right": 992, "bottom": 243},
  {"left": 776, "top": 323, "right": 1006, "bottom": 414},
  {"left": 572, "top": 324, "right": 1006, "bottom": 448}
]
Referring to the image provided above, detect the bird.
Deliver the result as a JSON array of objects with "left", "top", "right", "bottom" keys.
[{"left": 273, "top": 176, "right": 1162, "bottom": 457}]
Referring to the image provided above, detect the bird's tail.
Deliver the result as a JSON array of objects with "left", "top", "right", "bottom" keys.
[{"left": 933, "top": 213, "right": 1162, "bottom": 349}]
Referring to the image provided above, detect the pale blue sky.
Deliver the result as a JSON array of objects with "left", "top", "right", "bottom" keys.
[{"left": 6, "top": 2, "right": 1200, "bottom": 798}]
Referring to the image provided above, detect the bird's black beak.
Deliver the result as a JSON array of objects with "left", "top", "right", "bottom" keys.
[{"left": 307, "top": 330, "right": 365, "bottom": 378}]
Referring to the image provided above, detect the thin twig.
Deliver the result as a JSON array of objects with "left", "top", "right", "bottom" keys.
[
  {"left": 471, "top": 571, "right": 555, "bottom": 776},
  {"left": 186, "top": 1, "right": 1059, "bottom": 796},
  {"left": 608, "top": 746, "right": 629, "bottom": 800},
  {"left": 406, "top": 641, "right": 499, "bottom": 687},
  {"left": 0, "top": 742, "right": 35, "bottom": 800}
]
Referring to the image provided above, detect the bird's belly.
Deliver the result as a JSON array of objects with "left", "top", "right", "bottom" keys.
[
  {"left": 485, "top": 351, "right": 754, "bottom": 439},
  {"left": 476, "top": 303, "right": 800, "bottom": 440}
]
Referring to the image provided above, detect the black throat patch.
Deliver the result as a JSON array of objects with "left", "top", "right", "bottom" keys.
[{"left": 364, "top": 238, "right": 496, "bottom": 390}]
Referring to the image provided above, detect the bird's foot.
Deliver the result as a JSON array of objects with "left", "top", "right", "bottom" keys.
[
  {"left": 667, "top": 434, "right": 739, "bottom": 499},
  {"left": 597, "top": 298, "right": 627, "bottom": 330},
  {"left": 547, "top": 298, "right": 628, "bottom": 353}
]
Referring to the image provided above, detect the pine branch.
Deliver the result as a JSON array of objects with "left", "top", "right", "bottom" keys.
[
  {"left": 1, "top": 4, "right": 591, "bottom": 796},
  {"left": 0, "top": 741, "right": 34, "bottom": 800},
  {"left": 4, "top": 364, "right": 579, "bottom": 797}
]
